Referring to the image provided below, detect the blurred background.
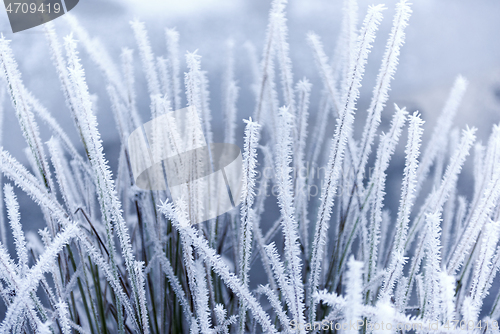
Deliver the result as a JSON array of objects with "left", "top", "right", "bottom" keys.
[
  {"left": 0, "top": 0, "right": 499, "bottom": 240},
  {"left": 0, "top": 0, "right": 499, "bottom": 316},
  {"left": 1, "top": 0, "right": 499, "bottom": 145}
]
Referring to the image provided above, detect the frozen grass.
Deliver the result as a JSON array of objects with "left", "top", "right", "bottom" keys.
[{"left": 0, "top": 0, "right": 500, "bottom": 333}]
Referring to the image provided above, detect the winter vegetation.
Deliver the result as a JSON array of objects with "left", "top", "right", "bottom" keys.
[{"left": 1, "top": 0, "right": 500, "bottom": 333}]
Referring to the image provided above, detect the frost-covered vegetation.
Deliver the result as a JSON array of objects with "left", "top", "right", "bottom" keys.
[{"left": 0, "top": 0, "right": 499, "bottom": 333}]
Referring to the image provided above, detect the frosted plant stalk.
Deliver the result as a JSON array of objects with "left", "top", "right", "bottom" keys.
[
  {"left": 366, "top": 105, "right": 407, "bottom": 290},
  {"left": 422, "top": 212, "right": 442, "bottom": 321},
  {"left": 157, "top": 56, "right": 173, "bottom": 108},
  {"left": 448, "top": 143, "right": 500, "bottom": 274},
  {"left": 0, "top": 37, "right": 54, "bottom": 193},
  {"left": 274, "top": 107, "right": 305, "bottom": 328},
  {"left": 294, "top": 79, "right": 312, "bottom": 256},
  {"left": 356, "top": 0, "right": 411, "bottom": 188},
  {"left": 27, "top": 91, "right": 91, "bottom": 178},
  {"left": 415, "top": 76, "right": 468, "bottom": 195},
  {"left": 440, "top": 272, "right": 456, "bottom": 323},
  {"left": 307, "top": 33, "right": 341, "bottom": 113},
  {"left": 64, "top": 15, "right": 125, "bottom": 99},
  {"left": 272, "top": 1, "right": 296, "bottom": 117},
  {"left": 253, "top": 0, "right": 286, "bottom": 123},
  {"left": 120, "top": 48, "right": 143, "bottom": 130},
  {"left": 345, "top": 256, "right": 363, "bottom": 334},
  {"left": 469, "top": 221, "right": 500, "bottom": 316},
  {"left": 0, "top": 2, "right": 497, "bottom": 332},
  {"left": 194, "top": 259, "right": 212, "bottom": 333},
  {"left": 405, "top": 128, "right": 476, "bottom": 315},
  {"left": 223, "top": 40, "right": 239, "bottom": 146},
  {"left": 0, "top": 223, "right": 79, "bottom": 332},
  {"left": 238, "top": 118, "right": 261, "bottom": 331},
  {"left": 407, "top": 127, "right": 477, "bottom": 248},
  {"left": 257, "top": 284, "right": 291, "bottom": 331},
  {"left": 334, "top": 0, "right": 358, "bottom": 87},
  {"left": 0, "top": 85, "right": 3, "bottom": 245},
  {"left": 160, "top": 200, "right": 277, "bottom": 333},
  {"left": 308, "top": 5, "right": 384, "bottom": 321},
  {"left": 64, "top": 36, "right": 144, "bottom": 332},
  {"left": 166, "top": 27, "right": 182, "bottom": 111},
  {"left": 131, "top": 20, "right": 161, "bottom": 98},
  {"left": 381, "top": 112, "right": 424, "bottom": 299},
  {"left": 265, "top": 242, "right": 295, "bottom": 321},
  {"left": 56, "top": 300, "right": 72, "bottom": 334},
  {"left": 4, "top": 184, "right": 28, "bottom": 276},
  {"left": 185, "top": 52, "right": 213, "bottom": 145}
]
